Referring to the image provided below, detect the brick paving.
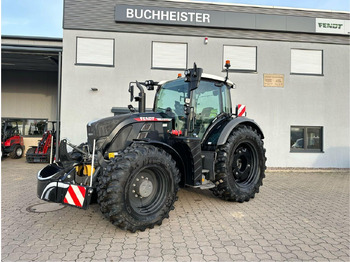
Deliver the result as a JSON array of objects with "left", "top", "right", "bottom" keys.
[{"left": 1, "top": 157, "right": 349, "bottom": 261}]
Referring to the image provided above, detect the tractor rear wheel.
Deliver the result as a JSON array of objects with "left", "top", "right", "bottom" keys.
[
  {"left": 97, "top": 144, "right": 180, "bottom": 232},
  {"left": 10, "top": 145, "right": 23, "bottom": 159},
  {"left": 213, "top": 125, "right": 266, "bottom": 202}
]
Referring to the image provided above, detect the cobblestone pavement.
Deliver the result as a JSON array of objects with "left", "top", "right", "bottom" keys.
[{"left": 1, "top": 157, "right": 349, "bottom": 262}]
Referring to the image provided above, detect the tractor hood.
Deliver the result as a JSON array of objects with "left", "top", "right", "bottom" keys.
[{"left": 87, "top": 113, "right": 132, "bottom": 151}]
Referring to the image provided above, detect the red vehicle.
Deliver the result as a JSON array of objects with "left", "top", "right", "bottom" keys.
[
  {"left": 1, "top": 120, "right": 25, "bottom": 159},
  {"left": 26, "top": 121, "right": 56, "bottom": 163}
]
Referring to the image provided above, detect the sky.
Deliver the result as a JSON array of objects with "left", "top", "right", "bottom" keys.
[{"left": 1, "top": 0, "right": 350, "bottom": 38}]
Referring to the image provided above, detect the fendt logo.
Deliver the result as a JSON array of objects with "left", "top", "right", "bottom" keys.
[
  {"left": 139, "top": 117, "right": 155, "bottom": 121},
  {"left": 315, "top": 18, "right": 349, "bottom": 34},
  {"left": 134, "top": 117, "right": 172, "bottom": 122},
  {"left": 318, "top": 23, "right": 343, "bottom": 29}
]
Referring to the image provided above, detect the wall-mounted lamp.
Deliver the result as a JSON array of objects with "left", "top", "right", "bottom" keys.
[
  {"left": 204, "top": 37, "right": 208, "bottom": 45},
  {"left": 91, "top": 87, "right": 98, "bottom": 91}
]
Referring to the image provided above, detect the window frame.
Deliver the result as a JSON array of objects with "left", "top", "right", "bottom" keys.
[
  {"left": 222, "top": 45, "right": 258, "bottom": 73},
  {"left": 290, "top": 126, "right": 324, "bottom": 153},
  {"left": 2, "top": 118, "right": 49, "bottom": 137},
  {"left": 151, "top": 41, "right": 188, "bottom": 70},
  {"left": 75, "top": 37, "right": 115, "bottom": 67},
  {"left": 290, "top": 49, "right": 324, "bottom": 76}
]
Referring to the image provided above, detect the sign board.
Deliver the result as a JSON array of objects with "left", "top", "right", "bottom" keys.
[
  {"left": 115, "top": 4, "right": 220, "bottom": 27},
  {"left": 115, "top": 4, "right": 350, "bottom": 35},
  {"left": 264, "top": 74, "right": 284, "bottom": 87},
  {"left": 316, "top": 18, "right": 350, "bottom": 35}
]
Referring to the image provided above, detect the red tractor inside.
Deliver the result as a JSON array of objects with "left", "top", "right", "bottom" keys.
[{"left": 1, "top": 119, "right": 25, "bottom": 159}]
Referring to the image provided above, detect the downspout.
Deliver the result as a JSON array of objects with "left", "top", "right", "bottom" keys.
[{"left": 55, "top": 51, "right": 62, "bottom": 162}]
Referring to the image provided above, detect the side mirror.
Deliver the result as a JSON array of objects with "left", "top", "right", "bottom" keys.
[
  {"left": 128, "top": 84, "right": 134, "bottom": 102},
  {"left": 184, "top": 63, "right": 203, "bottom": 91},
  {"left": 144, "top": 80, "right": 158, "bottom": 90}
]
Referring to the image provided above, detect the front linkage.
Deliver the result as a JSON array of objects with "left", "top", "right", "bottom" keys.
[{"left": 37, "top": 139, "right": 96, "bottom": 210}]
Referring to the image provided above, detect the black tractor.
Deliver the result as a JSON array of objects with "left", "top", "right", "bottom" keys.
[{"left": 37, "top": 62, "right": 266, "bottom": 232}]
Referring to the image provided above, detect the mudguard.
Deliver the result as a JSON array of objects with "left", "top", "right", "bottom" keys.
[{"left": 217, "top": 117, "right": 264, "bottom": 146}]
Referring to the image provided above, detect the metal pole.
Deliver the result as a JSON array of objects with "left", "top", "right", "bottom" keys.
[
  {"left": 90, "top": 139, "right": 96, "bottom": 187},
  {"left": 55, "top": 51, "right": 62, "bottom": 162},
  {"left": 50, "top": 136, "right": 53, "bottom": 164}
]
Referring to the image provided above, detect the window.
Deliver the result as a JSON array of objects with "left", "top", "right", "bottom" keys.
[
  {"left": 192, "top": 80, "right": 231, "bottom": 138},
  {"left": 290, "top": 126, "right": 323, "bottom": 152},
  {"left": 2, "top": 118, "right": 48, "bottom": 137},
  {"left": 223, "top": 45, "right": 257, "bottom": 72},
  {"left": 76, "top": 37, "right": 114, "bottom": 66},
  {"left": 152, "top": 42, "right": 187, "bottom": 70},
  {"left": 291, "top": 49, "right": 323, "bottom": 75}
]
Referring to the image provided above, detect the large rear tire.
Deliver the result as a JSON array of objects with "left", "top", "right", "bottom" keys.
[
  {"left": 97, "top": 144, "right": 180, "bottom": 232},
  {"left": 213, "top": 125, "right": 266, "bottom": 202}
]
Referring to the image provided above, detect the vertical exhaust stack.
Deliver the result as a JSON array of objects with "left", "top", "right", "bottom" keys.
[{"left": 129, "top": 81, "right": 146, "bottom": 113}]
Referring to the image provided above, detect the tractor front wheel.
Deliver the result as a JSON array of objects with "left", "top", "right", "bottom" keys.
[
  {"left": 213, "top": 125, "right": 266, "bottom": 202},
  {"left": 10, "top": 145, "right": 23, "bottom": 159},
  {"left": 97, "top": 144, "right": 180, "bottom": 232}
]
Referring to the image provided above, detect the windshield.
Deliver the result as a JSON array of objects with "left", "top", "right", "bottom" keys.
[
  {"left": 154, "top": 78, "right": 188, "bottom": 130},
  {"left": 154, "top": 78, "right": 188, "bottom": 115}
]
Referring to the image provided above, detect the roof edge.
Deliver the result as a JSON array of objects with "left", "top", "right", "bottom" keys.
[{"left": 1, "top": 35, "right": 62, "bottom": 42}]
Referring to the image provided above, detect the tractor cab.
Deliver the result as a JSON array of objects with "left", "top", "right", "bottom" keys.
[{"left": 154, "top": 73, "right": 234, "bottom": 139}]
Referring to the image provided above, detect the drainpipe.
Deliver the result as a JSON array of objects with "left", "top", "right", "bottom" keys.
[{"left": 55, "top": 51, "right": 62, "bottom": 162}]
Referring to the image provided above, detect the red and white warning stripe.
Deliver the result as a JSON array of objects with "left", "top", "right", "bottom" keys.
[
  {"left": 237, "top": 104, "right": 246, "bottom": 117},
  {"left": 64, "top": 185, "right": 86, "bottom": 208}
]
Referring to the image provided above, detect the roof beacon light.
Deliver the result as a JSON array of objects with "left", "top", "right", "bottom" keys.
[
  {"left": 177, "top": 73, "right": 182, "bottom": 78},
  {"left": 224, "top": 60, "right": 231, "bottom": 84}
]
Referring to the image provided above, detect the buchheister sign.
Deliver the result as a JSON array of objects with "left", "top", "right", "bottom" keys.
[
  {"left": 115, "top": 5, "right": 220, "bottom": 27},
  {"left": 125, "top": 8, "right": 211, "bottom": 24}
]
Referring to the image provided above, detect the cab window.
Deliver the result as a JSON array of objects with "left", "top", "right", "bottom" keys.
[{"left": 192, "top": 80, "right": 230, "bottom": 138}]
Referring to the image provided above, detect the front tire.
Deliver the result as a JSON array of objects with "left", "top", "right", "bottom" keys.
[
  {"left": 213, "top": 125, "right": 266, "bottom": 202},
  {"left": 10, "top": 145, "right": 23, "bottom": 159},
  {"left": 97, "top": 144, "right": 180, "bottom": 232}
]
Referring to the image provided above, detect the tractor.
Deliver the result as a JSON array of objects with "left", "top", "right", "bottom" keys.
[
  {"left": 37, "top": 62, "right": 266, "bottom": 232},
  {"left": 1, "top": 119, "right": 25, "bottom": 159},
  {"left": 26, "top": 121, "right": 56, "bottom": 163}
]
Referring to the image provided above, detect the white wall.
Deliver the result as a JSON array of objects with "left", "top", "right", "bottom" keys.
[{"left": 61, "top": 30, "right": 349, "bottom": 168}]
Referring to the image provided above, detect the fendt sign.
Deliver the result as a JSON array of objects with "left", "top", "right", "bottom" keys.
[{"left": 316, "top": 18, "right": 349, "bottom": 34}]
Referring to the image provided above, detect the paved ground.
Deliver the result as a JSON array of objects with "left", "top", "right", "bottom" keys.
[{"left": 1, "top": 157, "right": 349, "bottom": 262}]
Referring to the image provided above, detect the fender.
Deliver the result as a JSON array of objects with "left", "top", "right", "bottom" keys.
[{"left": 217, "top": 117, "right": 264, "bottom": 145}]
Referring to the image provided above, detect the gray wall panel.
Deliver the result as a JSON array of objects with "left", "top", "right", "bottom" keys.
[{"left": 286, "top": 16, "right": 315, "bottom": 33}]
